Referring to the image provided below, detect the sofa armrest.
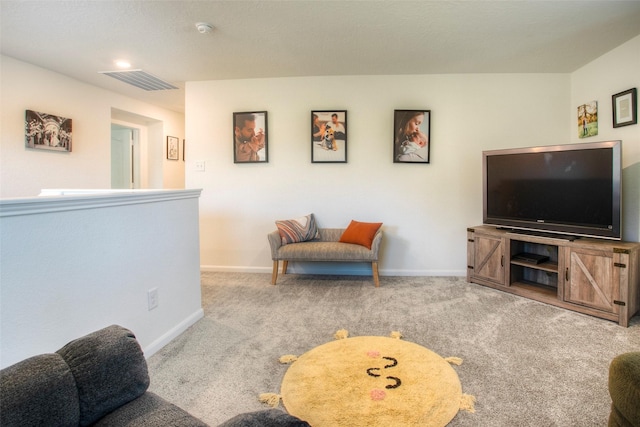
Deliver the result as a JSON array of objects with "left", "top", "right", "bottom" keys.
[
  {"left": 56, "top": 325, "right": 149, "bottom": 426},
  {"left": 268, "top": 230, "right": 282, "bottom": 259},
  {"left": 609, "top": 352, "right": 640, "bottom": 426},
  {"left": 370, "top": 229, "right": 383, "bottom": 257}
]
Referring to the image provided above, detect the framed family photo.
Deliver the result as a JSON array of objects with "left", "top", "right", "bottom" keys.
[
  {"left": 166, "top": 136, "right": 179, "bottom": 160},
  {"left": 233, "top": 111, "right": 268, "bottom": 163},
  {"left": 612, "top": 88, "right": 637, "bottom": 128},
  {"left": 311, "top": 110, "right": 347, "bottom": 163},
  {"left": 25, "top": 109, "right": 72, "bottom": 152},
  {"left": 393, "top": 110, "right": 430, "bottom": 163}
]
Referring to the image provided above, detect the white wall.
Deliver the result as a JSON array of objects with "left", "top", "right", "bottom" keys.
[
  {"left": 570, "top": 35, "right": 640, "bottom": 241},
  {"left": 0, "top": 190, "right": 203, "bottom": 368},
  {"left": 186, "top": 74, "right": 569, "bottom": 276},
  {"left": 0, "top": 56, "right": 185, "bottom": 198}
]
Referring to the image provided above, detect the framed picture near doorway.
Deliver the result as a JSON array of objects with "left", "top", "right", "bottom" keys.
[
  {"left": 166, "top": 136, "right": 179, "bottom": 160},
  {"left": 393, "top": 110, "right": 430, "bottom": 163},
  {"left": 311, "top": 110, "right": 347, "bottom": 163},
  {"left": 25, "top": 109, "right": 72, "bottom": 152},
  {"left": 233, "top": 111, "right": 268, "bottom": 163}
]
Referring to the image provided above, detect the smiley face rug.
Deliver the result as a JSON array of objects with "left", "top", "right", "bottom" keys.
[{"left": 261, "top": 330, "right": 475, "bottom": 427}]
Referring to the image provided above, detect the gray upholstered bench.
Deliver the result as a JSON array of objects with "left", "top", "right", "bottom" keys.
[{"left": 268, "top": 228, "right": 383, "bottom": 287}]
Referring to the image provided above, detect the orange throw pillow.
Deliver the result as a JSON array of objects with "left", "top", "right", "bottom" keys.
[{"left": 339, "top": 220, "right": 383, "bottom": 249}]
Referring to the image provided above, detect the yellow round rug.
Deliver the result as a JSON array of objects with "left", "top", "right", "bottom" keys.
[{"left": 277, "top": 332, "right": 475, "bottom": 427}]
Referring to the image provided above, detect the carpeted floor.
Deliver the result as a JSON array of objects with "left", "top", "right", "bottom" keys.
[{"left": 147, "top": 272, "right": 640, "bottom": 426}]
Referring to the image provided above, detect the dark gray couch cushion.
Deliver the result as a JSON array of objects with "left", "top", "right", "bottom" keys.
[
  {"left": 217, "top": 409, "right": 310, "bottom": 427},
  {"left": 56, "top": 325, "right": 150, "bottom": 426},
  {"left": 91, "top": 391, "right": 208, "bottom": 426},
  {"left": 0, "top": 353, "right": 80, "bottom": 427}
]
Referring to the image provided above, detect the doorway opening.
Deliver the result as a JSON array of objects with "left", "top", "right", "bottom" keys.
[
  {"left": 110, "top": 108, "right": 164, "bottom": 189},
  {"left": 111, "top": 125, "right": 139, "bottom": 189}
]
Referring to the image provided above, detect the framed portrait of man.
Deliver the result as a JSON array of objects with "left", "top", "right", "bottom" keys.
[
  {"left": 311, "top": 110, "right": 347, "bottom": 163},
  {"left": 393, "top": 110, "right": 430, "bottom": 163},
  {"left": 233, "top": 111, "right": 268, "bottom": 163}
]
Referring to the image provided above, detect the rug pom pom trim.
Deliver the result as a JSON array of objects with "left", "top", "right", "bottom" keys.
[
  {"left": 259, "top": 392, "right": 282, "bottom": 407},
  {"left": 390, "top": 331, "right": 403, "bottom": 339},
  {"left": 460, "top": 393, "right": 476, "bottom": 413},
  {"left": 334, "top": 329, "right": 349, "bottom": 340},
  {"left": 279, "top": 354, "right": 298, "bottom": 364},
  {"left": 445, "top": 356, "right": 463, "bottom": 365}
]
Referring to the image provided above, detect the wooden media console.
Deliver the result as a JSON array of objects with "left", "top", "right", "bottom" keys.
[{"left": 466, "top": 225, "right": 640, "bottom": 327}]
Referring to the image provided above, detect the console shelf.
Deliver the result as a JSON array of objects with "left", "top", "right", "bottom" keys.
[
  {"left": 467, "top": 225, "right": 640, "bottom": 327},
  {"left": 510, "top": 259, "right": 558, "bottom": 273}
]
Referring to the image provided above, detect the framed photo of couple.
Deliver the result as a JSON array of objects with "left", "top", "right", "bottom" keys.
[
  {"left": 311, "top": 110, "right": 347, "bottom": 163},
  {"left": 393, "top": 110, "right": 430, "bottom": 163},
  {"left": 233, "top": 111, "right": 268, "bottom": 163}
]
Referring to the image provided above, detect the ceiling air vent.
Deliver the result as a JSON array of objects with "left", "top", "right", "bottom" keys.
[{"left": 98, "top": 69, "right": 178, "bottom": 91}]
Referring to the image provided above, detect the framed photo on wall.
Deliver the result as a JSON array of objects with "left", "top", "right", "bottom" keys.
[
  {"left": 233, "top": 111, "right": 268, "bottom": 163},
  {"left": 612, "top": 88, "right": 637, "bottom": 128},
  {"left": 167, "top": 136, "right": 179, "bottom": 160},
  {"left": 311, "top": 110, "right": 347, "bottom": 163},
  {"left": 25, "top": 110, "right": 72, "bottom": 152},
  {"left": 393, "top": 110, "right": 430, "bottom": 163},
  {"left": 577, "top": 101, "right": 598, "bottom": 138}
]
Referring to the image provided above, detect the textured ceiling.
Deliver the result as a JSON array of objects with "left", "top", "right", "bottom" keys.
[{"left": 2, "top": 0, "right": 640, "bottom": 113}]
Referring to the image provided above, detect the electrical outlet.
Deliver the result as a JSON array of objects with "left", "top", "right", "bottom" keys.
[
  {"left": 194, "top": 161, "right": 206, "bottom": 171},
  {"left": 147, "top": 288, "right": 158, "bottom": 310}
]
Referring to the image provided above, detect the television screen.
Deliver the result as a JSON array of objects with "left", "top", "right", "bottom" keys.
[{"left": 483, "top": 141, "right": 621, "bottom": 240}]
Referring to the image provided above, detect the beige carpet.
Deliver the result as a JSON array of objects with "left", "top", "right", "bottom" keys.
[
  {"left": 277, "top": 331, "right": 474, "bottom": 426},
  {"left": 147, "top": 272, "right": 640, "bottom": 426}
]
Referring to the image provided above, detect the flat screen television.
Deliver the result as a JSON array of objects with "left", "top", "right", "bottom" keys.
[{"left": 483, "top": 140, "right": 621, "bottom": 240}]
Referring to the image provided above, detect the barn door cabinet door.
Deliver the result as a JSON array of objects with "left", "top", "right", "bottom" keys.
[
  {"left": 468, "top": 230, "right": 505, "bottom": 286},
  {"left": 562, "top": 247, "right": 619, "bottom": 314}
]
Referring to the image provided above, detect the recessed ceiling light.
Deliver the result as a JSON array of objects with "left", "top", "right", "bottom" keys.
[{"left": 115, "top": 60, "right": 131, "bottom": 69}]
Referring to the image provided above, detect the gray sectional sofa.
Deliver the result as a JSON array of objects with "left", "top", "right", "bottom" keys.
[{"left": 0, "top": 325, "right": 308, "bottom": 427}]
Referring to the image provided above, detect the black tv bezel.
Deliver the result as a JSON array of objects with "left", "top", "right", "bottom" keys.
[{"left": 482, "top": 140, "right": 622, "bottom": 240}]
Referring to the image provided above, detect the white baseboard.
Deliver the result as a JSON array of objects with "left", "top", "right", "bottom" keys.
[{"left": 142, "top": 308, "right": 204, "bottom": 358}]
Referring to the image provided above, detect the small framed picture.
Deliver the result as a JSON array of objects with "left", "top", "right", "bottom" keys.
[
  {"left": 577, "top": 101, "right": 598, "bottom": 138},
  {"left": 612, "top": 88, "right": 637, "bottom": 128},
  {"left": 311, "top": 110, "right": 347, "bottom": 163},
  {"left": 233, "top": 111, "right": 268, "bottom": 163},
  {"left": 166, "top": 136, "right": 179, "bottom": 160},
  {"left": 393, "top": 110, "right": 430, "bottom": 163},
  {"left": 25, "top": 110, "right": 72, "bottom": 152}
]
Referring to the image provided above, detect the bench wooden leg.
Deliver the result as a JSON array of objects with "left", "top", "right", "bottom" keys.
[
  {"left": 271, "top": 261, "right": 279, "bottom": 285},
  {"left": 282, "top": 260, "right": 289, "bottom": 275},
  {"left": 372, "top": 262, "right": 380, "bottom": 287}
]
